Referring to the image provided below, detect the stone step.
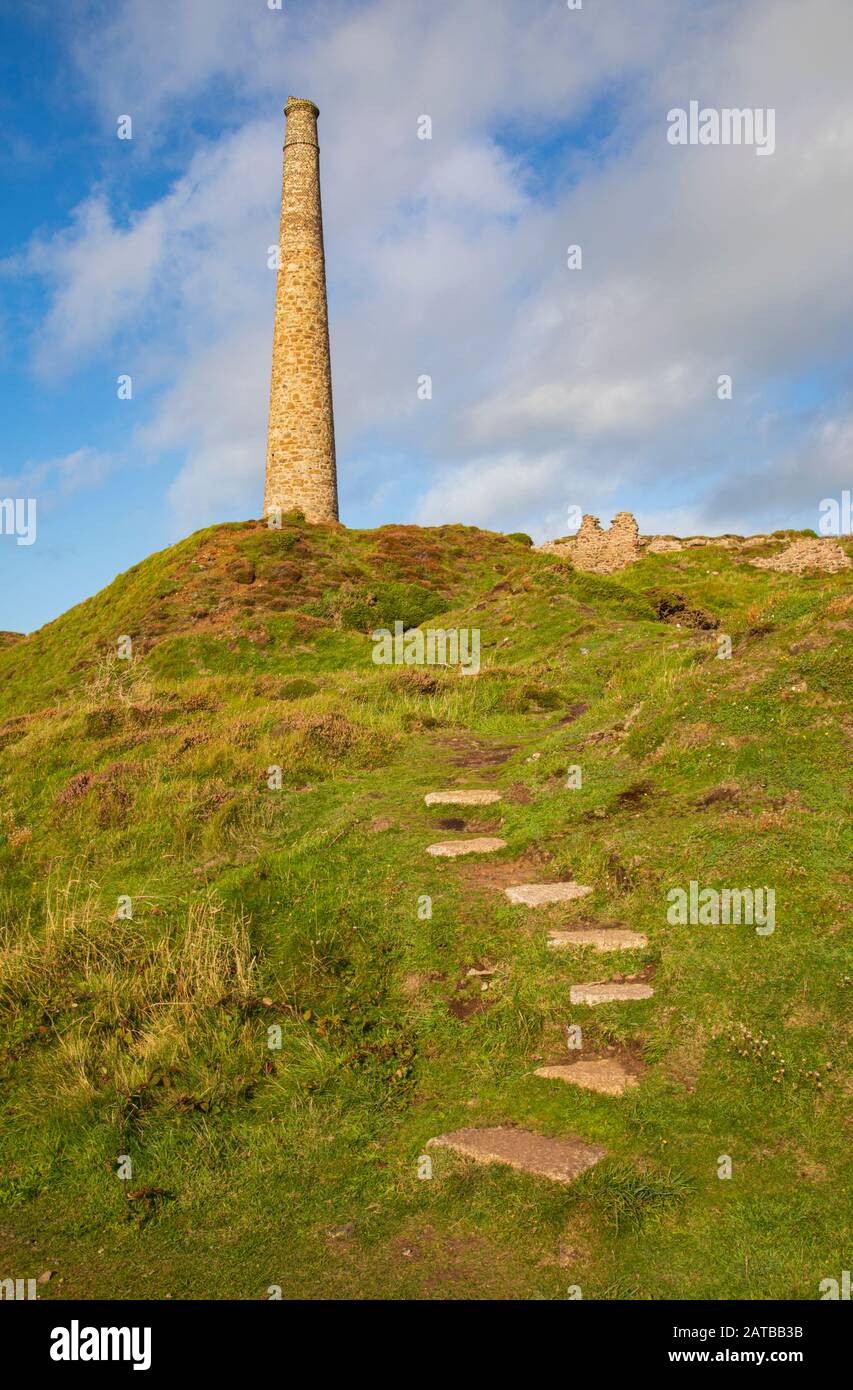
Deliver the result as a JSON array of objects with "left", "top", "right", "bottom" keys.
[
  {"left": 569, "top": 981, "right": 654, "bottom": 1005},
  {"left": 426, "top": 838, "right": 507, "bottom": 858},
  {"left": 534, "top": 1059, "right": 638, "bottom": 1096},
  {"left": 548, "top": 928, "right": 648, "bottom": 952},
  {"left": 504, "top": 882, "right": 592, "bottom": 907},
  {"left": 424, "top": 790, "right": 501, "bottom": 806},
  {"left": 427, "top": 1126, "right": 605, "bottom": 1185}
]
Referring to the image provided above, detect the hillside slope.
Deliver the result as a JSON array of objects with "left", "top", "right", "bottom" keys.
[{"left": 0, "top": 518, "right": 850, "bottom": 1300}]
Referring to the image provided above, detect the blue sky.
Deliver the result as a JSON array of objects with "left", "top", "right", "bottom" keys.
[{"left": 1, "top": 0, "right": 851, "bottom": 633}]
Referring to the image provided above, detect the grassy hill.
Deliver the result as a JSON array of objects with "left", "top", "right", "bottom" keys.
[{"left": 0, "top": 515, "right": 850, "bottom": 1300}]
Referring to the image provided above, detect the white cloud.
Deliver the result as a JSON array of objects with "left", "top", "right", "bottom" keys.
[
  {"left": 0, "top": 447, "right": 114, "bottom": 503},
  {"left": 416, "top": 451, "right": 567, "bottom": 530},
  {"left": 13, "top": 0, "right": 853, "bottom": 539},
  {"left": 16, "top": 197, "right": 165, "bottom": 376},
  {"left": 704, "top": 407, "right": 853, "bottom": 533},
  {"left": 151, "top": 323, "right": 271, "bottom": 526}
]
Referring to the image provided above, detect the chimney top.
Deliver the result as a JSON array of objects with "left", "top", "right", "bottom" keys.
[{"left": 285, "top": 96, "right": 319, "bottom": 118}]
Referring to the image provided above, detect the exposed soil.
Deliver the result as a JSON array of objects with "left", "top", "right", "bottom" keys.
[
  {"left": 694, "top": 781, "right": 742, "bottom": 808},
  {"left": 456, "top": 853, "right": 567, "bottom": 893},
  {"left": 539, "top": 1042, "right": 647, "bottom": 1083},
  {"left": 558, "top": 702, "right": 590, "bottom": 724},
  {"left": 442, "top": 736, "right": 520, "bottom": 770}
]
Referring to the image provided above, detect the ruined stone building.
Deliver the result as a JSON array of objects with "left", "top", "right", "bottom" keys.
[{"left": 537, "top": 512, "right": 641, "bottom": 574}]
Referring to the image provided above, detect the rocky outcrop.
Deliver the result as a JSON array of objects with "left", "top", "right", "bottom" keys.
[
  {"left": 645, "top": 536, "right": 683, "bottom": 553},
  {"left": 642, "top": 535, "right": 747, "bottom": 551},
  {"left": 683, "top": 536, "right": 736, "bottom": 549}
]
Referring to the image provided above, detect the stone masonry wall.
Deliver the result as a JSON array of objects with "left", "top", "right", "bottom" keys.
[
  {"left": 264, "top": 98, "right": 339, "bottom": 524},
  {"left": 536, "top": 515, "right": 851, "bottom": 575},
  {"left": 537, "top": 512, "right": 641, "bottom": 573}
]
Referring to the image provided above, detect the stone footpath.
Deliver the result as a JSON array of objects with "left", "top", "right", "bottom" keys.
[{"left": 421, "top": 780, "right": 653, "bottom": 1184}]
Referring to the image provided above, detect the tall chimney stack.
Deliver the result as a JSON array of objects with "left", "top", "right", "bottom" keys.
[{"left": 264, "top": 97, "right": 339, "bottom": 523}]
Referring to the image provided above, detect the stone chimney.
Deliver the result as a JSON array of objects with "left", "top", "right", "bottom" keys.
[{"left": 264, "top": 97, "right": 339, "bottom": 524}]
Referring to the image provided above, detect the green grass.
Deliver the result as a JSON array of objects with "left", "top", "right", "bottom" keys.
[{"left": 0, "top": 520, "right": 850, "bottom": 1300}]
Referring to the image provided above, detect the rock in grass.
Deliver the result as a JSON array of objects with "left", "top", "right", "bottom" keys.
[
  {"left": 569, "top": 981, "right": 654, "bottom": 1005},
  {"left": 427, "top": 1126, "right": 604, "bottom": 1185},
  {"left": 426, "top": 838, "right": 506, "bottom": 858},
  {"left": 424, "top": 790, "right": 501, "bottom": 806},
  {"left": 534, "top": 1059, "right": 638, "bottom": 1096},
  {"left": 548, "top": 928, "right": 647, "bottom": 951},
  {"left": 505, "top": 882, "right": 592, "bottom": 906}
]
